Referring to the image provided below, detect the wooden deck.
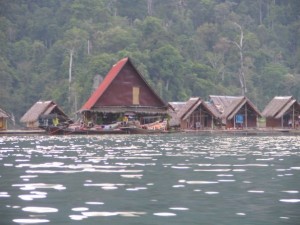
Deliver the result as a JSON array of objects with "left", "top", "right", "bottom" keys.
[
  {"left": 1, "top": 128, "right": 300, "bottom": 136},
  {"left": 183, "top": 128, "right": 300, "bottom": 136},
  {"left": 0, "top": 129, "right": 46, "bottom": 135}
]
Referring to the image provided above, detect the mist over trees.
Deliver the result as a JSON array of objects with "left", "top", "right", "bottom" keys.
[{"left": 1, "top": 0, "right": 299, "bottom": 122}]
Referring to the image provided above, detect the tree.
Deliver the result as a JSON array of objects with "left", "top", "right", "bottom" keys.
[
  {"left": 0, "top": 0, "right": 298, "bottom": 122},
  {"left": 227, "top": 22, "right": 247, "bottom": 95},
  {"left": 98, "top": 26, "right": 136, "bottom": 53},
  {"left": 62, "top": 27, "right": 88, "bottom": 107},
  {"left": 261, "top": 62, "right": 289, "bottom": 99},
  {"left": 150, "top": 44, "right": 184, "bottom": 100},
  {"left": 136, "top": 16, "right": 171, "bottom": 51}
]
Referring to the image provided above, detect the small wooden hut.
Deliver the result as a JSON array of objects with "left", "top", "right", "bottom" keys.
[
  {"left": 170, "top": 97, "right": 221, "bottom": 130},
  {"left": 0, "top": 108, "right": 9, "bottom": 130},
  {"left": 168, "top": 101, "right": 186, "bottom": 128},
  {"left": 20, "top": 101, "right": 69, "bottom": 129},
  {"left": 80, "top": 57, "right": 170, "bottom": 127},
  {"left": 262, "top": 96, "right": 300, "bottom": 128},
  {"left": 209, "top": 95, "right": 261, "bottom": 129}
]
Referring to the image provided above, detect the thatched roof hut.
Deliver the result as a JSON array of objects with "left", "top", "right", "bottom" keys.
[
  {"left": 168, "top": 102, "right": 186, "bottom": 127},
  {"left": 262, "top": 96, "right": 300, "bottom": 128},
  {"left": 0, "top": 108, "right": 9, "bottom": 118},
  {"left": 0, "top": 108, "right": 9, "bottom": 130},
  {"left": 209, "top": 95, "right": 261, "bottom": 129},
  {"left": 169, "top": 97, "right": 221, "bottom": 130},
  {"left": 20, "top": 101, "right": 68, "bottom": 128}
]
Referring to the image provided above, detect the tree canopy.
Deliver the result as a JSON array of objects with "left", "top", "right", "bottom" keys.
[{"left": 0, "top": 0, "right": 299, "bottom": 123}]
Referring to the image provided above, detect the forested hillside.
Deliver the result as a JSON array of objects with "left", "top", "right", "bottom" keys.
[{"left": 1, "top": 0, "right": 299, "bottom": 124}]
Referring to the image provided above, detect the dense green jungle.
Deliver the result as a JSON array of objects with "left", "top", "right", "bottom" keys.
[{"left": 0, "top": 0, "right": 299, "bottom": 126}]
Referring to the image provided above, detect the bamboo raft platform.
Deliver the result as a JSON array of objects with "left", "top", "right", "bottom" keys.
[
  {"left": 1, "top": 128, "right": 300, "bottom": 136},
  {"left": 183, "top": 128, "right": 300, "bottom": 136},
  {"left": 0, "top": 129, "right": 46, "bottom": 135}
]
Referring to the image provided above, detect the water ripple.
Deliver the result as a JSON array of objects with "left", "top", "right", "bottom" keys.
[
  {"left": 1, "top": 134, "right": 300, "bottom": 225},
  {"left": 13, "top": 218, "right": 50, "bottom": 224},
  {"left": 22, "top": 206, "right": 58, "bottom": 213}
]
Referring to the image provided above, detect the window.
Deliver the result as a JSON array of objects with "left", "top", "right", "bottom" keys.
[{"left": 132, "top": 87, "right": 140, "bottom": 105}]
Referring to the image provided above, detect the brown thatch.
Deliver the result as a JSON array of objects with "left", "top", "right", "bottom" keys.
[
  {"left": 88, "top": 106, "right": 169, "bottom": 114},
  {"left": 0, "top": 108, "right": 9, "bottom": 118},
  {"left": 168, "top": 102, "right": 186, "bottom": 127},
  {"left": 0, "top": 108, "right": 9, "bottom": 130},
  {"left": 262, "top": 96, "right": 299, "bottom": 119},
  {"left": 209, "top": 95, "right": 262, "bottom": 120},
  {"left": 20, "top": 101, "right": 68, "bottom": 123},
  {"left": 178, "top": 97, "right": 220, "bottom": 121},
  {"left": 204, "top": 101, "right": 222, "bottom": 119},
  {"left": 169, "top": 97, "right": 221, "bottom": 128}
]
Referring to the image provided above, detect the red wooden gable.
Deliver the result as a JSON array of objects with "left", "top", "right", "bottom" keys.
[{"left": 81, "top": 57, "right": 167, "bottom": 111}]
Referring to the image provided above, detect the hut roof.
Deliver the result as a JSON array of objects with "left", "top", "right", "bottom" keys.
[
  {"left": 209, "top": 95, "right": 261, "bottom": 120},
  {"left": 205, "top": 101, "right": 222, "bottom": 118},
  {"left": 20, "top": 101, "right": 68, "bottom": 123},
  {"left": 168, "top": 102, "right": 186, "bottom": 126},
  {"left": 169, "top": 102, "right": 186, "bottom": 112},
  {"left": 180, "top": 97, "right": 221, "bottom": 120},
  {"left": 178, "top": 98, "right": 199, "bottom": 120},
  {"left": 262, "top": 96, "right": 300, "bottom": 119},
  {"left": 168, "top": 97, "right": 221, "bottom": 126},
  {"left": 0, "top": 108, "right": 9, "bottom": 118},
  {"left": 80, "top": 57, "right": 169, "bottom": 114}
]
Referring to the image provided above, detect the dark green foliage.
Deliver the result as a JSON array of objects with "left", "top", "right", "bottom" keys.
[{"left": 0, "top": 0, "right": 299, "bottom": 123}]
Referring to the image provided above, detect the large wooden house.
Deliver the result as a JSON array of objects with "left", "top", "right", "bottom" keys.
[
  {"left": 0, "top": 108, "right": 9, "bottom": 130},
  {"left": 20, "top": 101, "right": 69, "bottom": 129},
  {"left": 209, "top": 95, "right": 262, "bottom": 129},
  {"left": 169, "top": 97, "right": 220, "bottom": 130},
  {"left": 79, "top": 57, "right": 170, "bottom": 127},
  {"left": 262, "top": 96, "right": 300, "bottom": 128}
]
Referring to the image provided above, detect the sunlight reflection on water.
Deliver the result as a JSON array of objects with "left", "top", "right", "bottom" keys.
[{"left": 0, "top": 134, "right": 300, "bottom": 225}]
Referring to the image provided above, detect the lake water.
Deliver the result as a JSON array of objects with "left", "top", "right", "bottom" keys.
[{"left": 0, "top": 133, "right": 300, "bottom": 225}]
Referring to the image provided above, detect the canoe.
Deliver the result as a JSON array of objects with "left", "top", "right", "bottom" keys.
[
  {"left": 43, "top": 122, "right": 125, "bottom": 135},
  {"left": 120, "top": 126, "right": 165, "bottom": 134}
]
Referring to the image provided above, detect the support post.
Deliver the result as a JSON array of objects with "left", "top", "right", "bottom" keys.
[
  {"left": 293, "top": 104, "right": 295, "bottom": 128},
  {"left": 234, "top": 115, "right": 236, "bottom": 129},
  {"left": 245, "top": 104, "right": 248, "bottom": 128}
]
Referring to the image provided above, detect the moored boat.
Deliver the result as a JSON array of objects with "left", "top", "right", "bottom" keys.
[
  {"left": 43, "top": 122, "right": 125, "bottom": 135},
  {"left": 120, "top": 126, "right": 165, "bottom": 134},
  {"left": 120, "top": 120, "right": 167, "bottom": 134}
]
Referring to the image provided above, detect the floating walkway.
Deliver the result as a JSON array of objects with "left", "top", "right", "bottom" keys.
[
  {"left": 183, "top": 128, "right": 300, "bottom": 136},
  {"left": 1, "top": 128, "right": 300, "bottom": 136},
  {"left": 0, "top": 129, "right": 46, "bottom": 136}
]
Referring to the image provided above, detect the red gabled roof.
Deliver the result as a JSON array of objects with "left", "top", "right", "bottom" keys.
[
  {"left": 81, "top": 57, "right": 168, "bottom": 112},
  {"left": 81, "top": 58, "right": 128, "bottom": 111}
]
